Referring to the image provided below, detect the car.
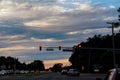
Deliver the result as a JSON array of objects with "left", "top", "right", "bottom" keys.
[
  {"left": 0, "top": 70, "right": 7, "bottom": 75},
  {"left": 104, "top": 68, "right": 120, "bottom": 80},
  {"left": 67, "top": 69, "right": 80, "bottom": 76},
  {"left": 61, "top": 69, "right": 68, "bottom": 75}
]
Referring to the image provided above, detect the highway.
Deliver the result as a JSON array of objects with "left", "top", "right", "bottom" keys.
[{"left": 0, "top": 72, "right": 106, "bottom": 80}]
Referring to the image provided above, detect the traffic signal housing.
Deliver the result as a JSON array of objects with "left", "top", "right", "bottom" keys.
[
  {"left": 77, "top": 44, "right": 82, "bottom": 49},
  {"left": 58, "top": 45, "right": 62, "bottom": 50},
  {"left": 39, "top": 45, "right": 42, "bottom": 51},
  {"left": 118, "top": 8, "right": 120, "bottom": 21}
]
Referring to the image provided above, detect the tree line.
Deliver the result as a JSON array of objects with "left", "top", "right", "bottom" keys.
[
  {"left": 0, "top": 56, "right": 66, "bottom": 72},
  {"left": 69, "top": 33, "right": 120, "bottom": 73},
  {"left": 0, "top": 56, "right": 45, "bottom": 71}
]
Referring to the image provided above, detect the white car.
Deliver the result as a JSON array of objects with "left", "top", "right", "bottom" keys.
[
  {"left": 0, "top": 70, "right": 7, "bottom": 75},
  {"left": 104, "top": 68, "right": 120, "bottom": 80},
  {"left": 61, "top": 69, "right": 68, "bottom": 75},
  {"left": 67, "top": 69, "right": 80, "bottom": 76}
]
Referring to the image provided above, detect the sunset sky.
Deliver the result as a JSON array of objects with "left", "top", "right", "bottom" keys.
[{"left": 0, "top": 0, "right": 120, "bottom": 68}]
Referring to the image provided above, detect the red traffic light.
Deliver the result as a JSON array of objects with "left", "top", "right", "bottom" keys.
[
  {"left": 58, "top": 45, "right": 62, "bottom": 50},
  {"left": 39, "top": 45, "right": 42, "bottom": 51},
  {"left": 58, "top": 46, "right": 61, "bottom": 50},
  {"left": 77, "top": 44, "right": 82, "bottom": 48}
]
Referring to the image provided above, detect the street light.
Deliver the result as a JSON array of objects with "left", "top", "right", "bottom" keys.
[{"left": 107, "top": 22, "right": 120, "bottom": 68}]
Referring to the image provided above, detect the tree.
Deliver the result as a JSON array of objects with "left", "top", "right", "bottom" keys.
[
  {"left": 0, "top": 56, "right": 22, "bottom": 70},
  {"left": 28, "top": 60, "right": 45, "bottom": 71},
  {"left": 0, "top": 56, "right": 6, "bottom": 66},
  {"left": 52, "top": 63, "right": 63, "bottom": 72},
  {"left": 69, "top": 33, "right": 120, "bottom": 73}
]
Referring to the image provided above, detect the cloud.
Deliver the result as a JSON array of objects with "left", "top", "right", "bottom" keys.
[
  {"left": 0, "top": 37, "right": 59, "bottom": 43},
  {"left": 109, "top": 5, "right": 116, "bottom": 9},
  {"left": 44, "top": 59, "right": 71, "bottom": 69},
  {"left": 0, "top": 35, "right": 25, "bottom": 40},
  {"left": 0, "top": 0, "right": 118, "bottom": 42},
  {"left": 0, "top": 46, "right": 36, "bottom": 51},
  {"left": 77, "top": 3, "right": 93, "bottom": 11},
  {"left": 0, "top": 2, "right": 117, "bottom": 42},
  {"left": 24, "top": 21, "right": 52, "bottom": 28},
  {"left": 66, "top": 31, "right": 80, "bottom": 35},
  {"left": 0, "top": 0, "right": 117, "bottom": 32}
]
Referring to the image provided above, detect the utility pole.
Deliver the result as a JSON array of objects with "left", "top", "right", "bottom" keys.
[
  {"left": 117, "top": 8, "right": 120, "bottom": 21},
  {"left": 107, "top": 22, "right": 119, "bottom": 68}
]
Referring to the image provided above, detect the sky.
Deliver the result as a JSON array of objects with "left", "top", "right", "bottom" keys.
[{"left": 0, "top": 0, "right": 120, "bottom": 68}]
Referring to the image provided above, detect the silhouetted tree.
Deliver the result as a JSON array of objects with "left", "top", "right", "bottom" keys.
[
  {"left": 0, "top": 56, "right": 45, "bottom": 71},
  {"left": 69, "top": 33, "right": 120, "bottom": 73},
  {"left": 0, "top": 56, "right": 21, "bottom": 70},
  {"left": 28, "top": 60, "right": 45, "bottom": 71},
  {"left": 0, "top": 56, "right": 6, "bottom": 66},
  {"left": 52, "top": 63, "right": 63, "bottom": 72}
]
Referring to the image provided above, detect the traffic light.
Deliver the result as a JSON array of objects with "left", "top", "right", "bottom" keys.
[
  {"left": 58, "top": 45, "right": 62, "bottom": 50},
  {"left": 118, "top": 8, "right": 120, "bottom": 12},
  {"left": 39, "top": 45, "right": 42, "bottom": 51},
  {"left": 114, "top": 22, "right": 120, "bottom": 27},
  {"left": 117, "top": 8, "right": 120, "bottom": 21},
  {"left": 77, "top": 44, "right": 82, "bottom": 49}
]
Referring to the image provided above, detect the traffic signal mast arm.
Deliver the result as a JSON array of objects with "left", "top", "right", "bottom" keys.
[
  {"left": 39, "top": 45, "right": 120, "bottom": 51},
  {"left": 39, "top": 45, "right": 65, "bottom": 51}
]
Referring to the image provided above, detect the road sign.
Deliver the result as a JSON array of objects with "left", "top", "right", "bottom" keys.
[{"left": 46, "top": 48, "right": 54, "bottom": 51}]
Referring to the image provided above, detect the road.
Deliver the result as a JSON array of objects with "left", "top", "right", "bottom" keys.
[{"left": 0, "top": 72, "right": 106, "bottom": 80}]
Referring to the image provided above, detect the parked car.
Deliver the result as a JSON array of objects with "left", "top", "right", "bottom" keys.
[
  {"left": 0, "top": 70, "right": 7, "bottom": 75},
  {"left": 104, "top": 68, "right": 120, "bottom": 80},
  {"left": 61, "top": 69, "right": 68, "bottom": 75},
  {"left": 67, "top": 69, "right": 80, "bottom": 76}
]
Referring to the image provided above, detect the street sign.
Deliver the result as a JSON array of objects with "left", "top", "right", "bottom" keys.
[
  {"left": 46, "top": 48, "right": 54, "bottom": 51},
  {"left": 62, "top": 48, "right": 73, "bottom": 52}
]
